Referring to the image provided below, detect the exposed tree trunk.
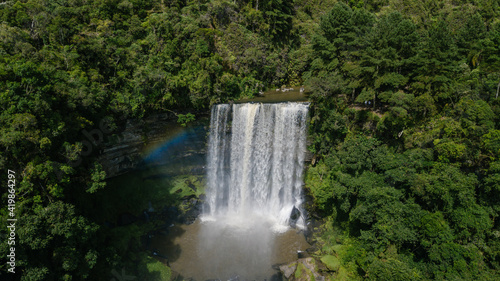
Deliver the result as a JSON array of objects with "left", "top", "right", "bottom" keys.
[
  {"left": 352, "top": 88, "right": 355, "bottom": 102},
  {"left": 39, "top": 182, "right": 53, "bottom": 203},
  {"left": 256, "top": 0, "right": 259, "bottom": 11},
  {"left": 496, "top": 79, "right": 499, "bottom": 99}
]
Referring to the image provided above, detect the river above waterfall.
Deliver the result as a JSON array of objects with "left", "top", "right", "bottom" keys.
[{"left": 237, "top": 88, "right": 308, "bottom": 104}]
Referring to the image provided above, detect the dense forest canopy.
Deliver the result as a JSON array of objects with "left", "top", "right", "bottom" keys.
[{"left": 1, "top": 0, "right": 499, "bottom": 280}]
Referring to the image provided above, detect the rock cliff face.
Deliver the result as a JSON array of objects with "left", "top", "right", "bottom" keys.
[
  {"left": 97, "top": 113, "right": 208, "bottom": 178},
  {"left": 280, "top": 257, "right": 328, "bottom": 281},
  {"left": 96, "top": 108, "right": 311, "bottom": 180}
]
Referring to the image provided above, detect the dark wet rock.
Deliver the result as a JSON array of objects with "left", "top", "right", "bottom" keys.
[
  {"left": 194, "top": 203, "right": 203, "bottom": 213},
  {"left": 290, "top": 206, "right": 301, "bottom": 221},
  {"left": 190, "top": 166, "right": 205, "bottom": 175},
  {"left": 186, "top": 180, "right": 197, "bottom": 191},
  {"left": 179, "top": 198, "right": 203, "bottom": 225},
  {"left": 305, "top": 246, "right": 318, "bottom": 255},
  {"left": 270, "top": 273, "right": 283, "bottom": 281},
  {"left": 189, "top": 197, "right": 198, "bottom": 206},
  {"left": 181, "top": 194, "right": 197, "bottom": 201},
  {"left": 304, "top": 217, "right": 323, "bottom": 245},
  {"left": 279, "top": 262, "right": 297, "bottom": 279},
  {"left": 301, "top": 185, "right": 321, "bottom": 220},
  {"left": 289, "top": 206, "right": 301, "bottom": 228},
  {"left": 297, "top": 250, "right": 310, "bottom": 259},
  {"left": 152, "top": 249, "right": 169, "bottom": 260},
  {"left": 98, "top": 112, "right": 209, "bottom": 178}
]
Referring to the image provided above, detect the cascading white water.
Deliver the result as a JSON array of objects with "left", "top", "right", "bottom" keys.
[
  {"left": 204, "top": 102, "right": 309, "bottom": 230},
  {"left": 197, "top": 102, "right": 310, "bottom": 279}
]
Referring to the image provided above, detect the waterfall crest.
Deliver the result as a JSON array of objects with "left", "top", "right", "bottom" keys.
[{"left": 204, "top": 102, "right": 309, "bottom": 230}]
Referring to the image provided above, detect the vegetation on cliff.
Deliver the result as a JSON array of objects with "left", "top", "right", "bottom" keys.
[
  {"left": 0, "top": 0, "right": 499, "bottom": 280},
  {"left": 305, "top": 1, "right": 500, "bottom": 279}
]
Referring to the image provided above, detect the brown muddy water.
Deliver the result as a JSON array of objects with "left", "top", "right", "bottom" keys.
[{"left": 151, "top": 219, "right": 310, "bottom": 280}]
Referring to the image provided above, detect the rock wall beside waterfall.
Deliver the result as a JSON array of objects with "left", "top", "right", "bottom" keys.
[
  {"left": 98, "top": 112, "right": 208, "bottom": 178},
  {"left": 96, "top": 104, "right": 311, "bottom": 180}
]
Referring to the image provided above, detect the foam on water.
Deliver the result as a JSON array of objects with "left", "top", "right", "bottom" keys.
[{"left": 205, "top": 103, "right": 309, "bottom": 230}]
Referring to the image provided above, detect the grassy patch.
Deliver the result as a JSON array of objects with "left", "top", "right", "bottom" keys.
[
  {"left": 321, "top": 255, "right": 340, "bottom": 271},
  {"left": 137, "top": 255, "right": 172, "bottom": 281},
  {"left": 169, "top": 175, "right": 205, "bottom": 198},
  {"left": 295, "top": 262, "right": 315, "bottom": 280}
]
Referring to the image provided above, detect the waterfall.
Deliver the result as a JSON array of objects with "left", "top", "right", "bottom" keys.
[{"left": 204, "top": 102, "right": 309, "bottom": 230}]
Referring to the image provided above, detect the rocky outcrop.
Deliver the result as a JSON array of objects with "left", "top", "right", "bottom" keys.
[
  {"left": 97, "top": 113, "right": 173, "bottom": 178},
  {"left": 97, "top": 112, "right": 208, "bottom": 178},
  {"left": 289, "top": 206, "right": 302, "bottom": 228},
  {"left": 279, "top": 257, "right": 328, "bottom": 281},
  {"left": 279, "top": 254, "right": 350, "bottom": 281}
]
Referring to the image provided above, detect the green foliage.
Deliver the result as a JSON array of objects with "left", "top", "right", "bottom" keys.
[
  {"left": 1, "top": 0, "right": 500, "bottom": 280},
  {"left": 140, "top": 255, "right": 172, "bottom": 281},
  {"left": 308, "top": 55, "right": 499, "bottom": 279},
  {"left": 366, "top": 257, "right": 423, "bottom": 281},
  {"left": 482, "top": 130, "right": 500, "bottom": 159},
  {"left": 419, "top": 211, "right": 454, "bottom": 247},
  {"left": 305, "top": 161, "right": 335, "bottom": 216},
  {"left": 15, "top": 201, "right": 100, "bottom": 280},
  {"left": 87, "top": 162, "right": 106, "bottom": 193},
  {"left": 294, "top": 261, "right": 316, "bottom": 279},
  {"left": 177, "top": 113, "right": 196, "bottom": 127},
  {"left": 321, "top": 255, "right": 340, "bottom": 271},
  {"left": 428, "top": 242, "right": 483, "bottom": 280}
]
